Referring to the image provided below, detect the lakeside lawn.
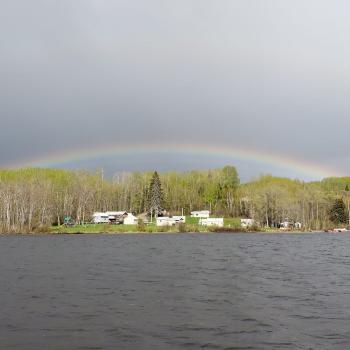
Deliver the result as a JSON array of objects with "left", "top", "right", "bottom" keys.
[
  {"left": 51, "top": 216, "right": 249, "bottom": 234},
  {"left": 52, "top": 223, "right": 207, "bottom": 234},
  {"left": 50, "top": 216, "right": 312, "bottom": 234}
]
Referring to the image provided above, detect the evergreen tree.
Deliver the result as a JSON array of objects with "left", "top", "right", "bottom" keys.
[
  {"left": 329, "top": 198, "right": 348, "bottom": 224},
  {"left": 147, "top": 171, "right": 164, "bottom": 219}
]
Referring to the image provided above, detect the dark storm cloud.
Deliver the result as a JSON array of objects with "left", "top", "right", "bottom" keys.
[{"left": 1, "top": 0, "right": 350, "bottom": 177}]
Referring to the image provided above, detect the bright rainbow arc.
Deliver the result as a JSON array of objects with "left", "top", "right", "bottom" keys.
[{"left": 4, "top": 142, "right": 344, "bottom": 180}]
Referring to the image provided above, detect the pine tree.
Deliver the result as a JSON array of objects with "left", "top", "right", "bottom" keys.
[
  {"left": 329, "top": 198, "right": 348, "bottom": 224},
  {"left": 147, "top": 171, "right": 164, "bottom": 219}
]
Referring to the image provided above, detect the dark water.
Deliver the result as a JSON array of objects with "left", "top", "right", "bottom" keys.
[{"left": 1, "top": 233, "right": 350, "bottom": 350}]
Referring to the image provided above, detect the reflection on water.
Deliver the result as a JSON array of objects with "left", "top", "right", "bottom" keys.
[{"left": 1, "top": 233, "right": 350, "bottom": 349}]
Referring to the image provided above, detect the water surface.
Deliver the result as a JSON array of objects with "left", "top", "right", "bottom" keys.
[{"left": 1, "top": 233, "right": 350, "bottom": 349}]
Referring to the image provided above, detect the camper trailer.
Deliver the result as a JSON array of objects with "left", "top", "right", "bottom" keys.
[
  {"left": 241, "top": 218, "right": 254, "bottom": 228},
  {"left": 92, "top": 211, "right": 127, "bottom": 224},
  {"left": 92, "top": 212, "right": 109, "bottom": 224},
  {"left": 199, "top": 218, "right": 224, "bottom": 227},
  {"left": 156, "top": 216, "right": 186, "bottom": 227},
  {"left": 191, "top": 210, "right": 210, "bottom": 218}
]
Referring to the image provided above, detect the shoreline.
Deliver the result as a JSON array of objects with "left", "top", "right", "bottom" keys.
[{"left": 0, "top": 229, "right": 332, "bottom": 235}]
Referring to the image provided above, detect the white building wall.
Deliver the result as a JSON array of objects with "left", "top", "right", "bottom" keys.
[
  {"left": 172, "top": 216, "right": 186, "bottom": 223},
  {"left": 156, "top": 217, "right": 176, "bottom": 227},
  {"left": 241, "top": 218, "right": 254, "bottom": 227},
  {"left": 123, "top": 213, "right": 138, "bottom": 225},
  {"left": 92, "top": 212, "right": 109, "bottom": 224},
  {"left": 199, "top": 218, "right": 224, "bottom": 227},
  {"left": 191, "top": 211, "right": 210, "bottom": 218}
]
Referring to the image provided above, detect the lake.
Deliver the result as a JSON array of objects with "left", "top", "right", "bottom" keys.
[{"left": 1, "top": 233, "right": 350, "bottom": 349}]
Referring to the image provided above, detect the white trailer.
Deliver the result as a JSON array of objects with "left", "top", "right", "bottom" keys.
[
  {"left": 241, "top": 218, "right": 254, "bottom": 227},
  {"left": 92, "top": 211, "right": 127, "bottom": 224},
  {"left": 92, "top": 212, "right": 109, "bottom": 224},
  {"left": 123, "top": 213, "right": 138, "bottom": 225},
  {"left": 156, "top": 217, "right": 176, "bottom": 227},
  {"left": 199, "top": 218, "right": 224, "bottom": 227},
  {"left": 191, "top": 210, "right": 210, "bottom": 218},
  {"left": 172, "top": 216, "right": 186, "bottom": 223}
]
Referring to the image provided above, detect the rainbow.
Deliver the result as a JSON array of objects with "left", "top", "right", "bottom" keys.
[{"left": 4, "top": 142, "right": 344, "bottom": 179}]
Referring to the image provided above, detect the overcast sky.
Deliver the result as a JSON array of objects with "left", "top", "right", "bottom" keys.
[{"left": 1, "top": 1, "right": 350, "bottom": 180}]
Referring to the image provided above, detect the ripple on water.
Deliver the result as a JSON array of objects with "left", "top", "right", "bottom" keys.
[{"left": 1, "top": 233, "right": 350, "bottom": 349}]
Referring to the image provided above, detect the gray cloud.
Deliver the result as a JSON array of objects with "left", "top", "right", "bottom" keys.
[{"left": 1, "top": 0, "right": 350, "bottom": 179}]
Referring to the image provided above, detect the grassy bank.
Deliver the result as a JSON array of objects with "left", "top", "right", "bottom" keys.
[
  {"left": 49, "top": 225, "right": 314, "bottom": 234},
  {"left": 4, "top": 216, "right": 315, "bottom": 234},
  {"left": 4, "top": 224, "right": 317, "bottom": 234},
  {"left": 49, "top": 216, "right": 246, "bottom": 234},
  {"left": 52, "top": 223, "right": 208, "bottom": 234}
]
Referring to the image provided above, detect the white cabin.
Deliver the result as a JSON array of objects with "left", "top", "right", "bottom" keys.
[
  {"left": 123, "top": 213, "right": 138, "bottom": 225},
  {"left": 199, "top": 218, "right": 224, "bottom": 227},
  {"left": 294, "top": 222, "right": 302, "bottom": 229},
  {"left": 241, "top": 218, "right": 254, "bottom": 228},
  {"left": 280, "top": 221, "right": 291, "bottom": 229},
  {"left": 191, "top": 210, "right": 210, "bottom": 218}
]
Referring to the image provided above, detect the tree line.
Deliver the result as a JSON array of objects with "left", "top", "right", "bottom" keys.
[{"left": 0, "top": 166, "right": 349, "bottom": 232}]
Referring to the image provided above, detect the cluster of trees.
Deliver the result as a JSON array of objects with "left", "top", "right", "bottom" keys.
[
  {"left": 240, "top": 176, "right": 350, "bottom": 230},
  {"left": 0, "top": 166, "right": 349, "bottom": 232}
]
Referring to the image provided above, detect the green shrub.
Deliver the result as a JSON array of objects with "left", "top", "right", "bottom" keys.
[
  {"left": 137, "top": 219, "right": 146, "bottom": 232},
  {"left": 33, "top": 224, "right": 52, "bottom": 233},
  {"left": 178, "top": 223, "right": 187, "bottom": 233},
  {"left": 157, "top": 225, "right": 170, "bottom": 233}
]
